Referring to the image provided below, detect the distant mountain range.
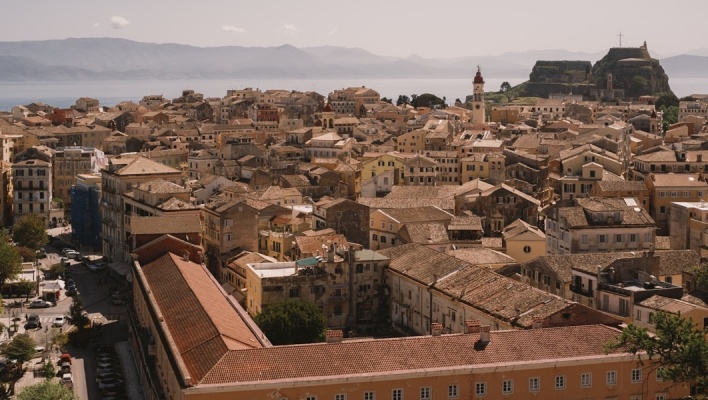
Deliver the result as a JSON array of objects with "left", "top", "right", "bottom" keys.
[{"left": 0, "top": 38, "right": 705, "bottom": 81}]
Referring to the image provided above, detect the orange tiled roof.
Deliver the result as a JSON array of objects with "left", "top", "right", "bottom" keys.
[
  {"left": 140, "top": 253, "right": 263, "bottom": 384},
  {"left": 200, "top": 325, "right": 620, "bottom": 385}
]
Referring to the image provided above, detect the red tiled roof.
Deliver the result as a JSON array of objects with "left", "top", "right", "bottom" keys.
[
  {"left": 200, "top": 325, "right": 621, "bottom": 385},
  {"left": 141, "top": 253, "right": 263, "bottom": 384}
]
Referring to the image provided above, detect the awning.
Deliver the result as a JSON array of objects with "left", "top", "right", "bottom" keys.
[{"left": 109, "top": 262, "right": 131, "bottom": 278}]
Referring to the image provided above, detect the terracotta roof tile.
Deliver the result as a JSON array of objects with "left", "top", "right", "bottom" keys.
[
  {"left": 199, "top": 325, "right": 621, "bottom": 385},
  {"left": 140, "top": 253, "right": 262, "bottom": 384}
]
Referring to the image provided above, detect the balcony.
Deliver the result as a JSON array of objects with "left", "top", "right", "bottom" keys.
[{"left": 570, "top": 284, "right": 594, "bottom": 298}]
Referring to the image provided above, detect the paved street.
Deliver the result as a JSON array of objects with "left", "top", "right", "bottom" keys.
[{"left": 8, "top": 234, "right": 137, "bottom": 399}]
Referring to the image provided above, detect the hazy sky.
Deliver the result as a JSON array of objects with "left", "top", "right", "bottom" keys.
[{"left": 3, "top": 0, "right": 707, "bottom": 59}]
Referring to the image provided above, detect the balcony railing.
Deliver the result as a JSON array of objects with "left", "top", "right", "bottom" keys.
[{"left": 570, "top": 284, "right": 593, "bottom": 298}]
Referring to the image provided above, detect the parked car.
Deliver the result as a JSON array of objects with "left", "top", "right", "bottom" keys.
[
  {"left": 28, "top": 300, "right": 52, "bottom": 309},
  {"left": 60, "top": 353, "right": 72, "bottom": 365},
  {"left": 61, "top": 373, "right": 73, "bottom": 388},
  {"left": 88, "top": 262, "right": 108, "bottom": 272},
  {"left": 61, "top": 248, "right": 76, "bottom": 256},
  {"left": 60, "top": 361, "right": 71, "bottom": 374},
  {"left": 25, "top": 314, "right": 41, "bottom": 329},
  {"left": 53, "top": 316, "right": 66, "bottom": 327}
]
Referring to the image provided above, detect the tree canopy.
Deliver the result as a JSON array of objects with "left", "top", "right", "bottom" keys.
[
  {"left": 12, "top": 214, "right": 48, "bottom": 251},
  {"left": 0, "top": 240, "right": 22, "bottom": 288},
  {"left": 499, "top": 81, "right": 512, "bottom": 93},
  {"left": 67, "top": 296, "right": 90, "bottom": 330},
  {"left": 254, "top": 300, "right": 327, "bottom": 345},
  {"left": 17, "top": 380, "right": 77, "bottom": 400},
  {"left": 3, "top": 333, "right": 36, "bottom": 366},
  {"left": 606, "top": 311, "right": 708, "bottom": 386},
  {"left": 396, "top": 95, "right": 410, "bottom": 106},
  {"left": 410, "top": 93, "right": 446, "bottom": 109}
]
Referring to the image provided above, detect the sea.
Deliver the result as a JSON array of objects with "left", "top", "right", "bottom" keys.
[{"left": 0, "top": 77, "right": 706, "bottom": 112}]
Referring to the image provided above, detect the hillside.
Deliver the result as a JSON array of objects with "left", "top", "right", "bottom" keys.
[{"left": 0, "top": 38, "right": 707, "bottom": 82}]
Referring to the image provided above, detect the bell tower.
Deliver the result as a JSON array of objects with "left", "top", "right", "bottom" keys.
[{"left": 472, "top": 66, "right": 485, "bottom": 125}]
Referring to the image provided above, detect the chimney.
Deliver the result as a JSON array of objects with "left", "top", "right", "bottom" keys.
[
  {"left": 431, "top": 322, "right": 443, "bottom": 336},
  {"left": 479, "top": 325, "right": 491, "bottom": 343},
  {"left": 532, "top": 316, "right": 544, "bottom": 329},
  {"left": 465, "top": 320, "right": 481, "bottom": 334},
  {"left": 325, "top": 330, "right": 343, "bottom": 343}
]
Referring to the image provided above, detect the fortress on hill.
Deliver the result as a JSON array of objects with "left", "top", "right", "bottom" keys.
[{"left": 519, "top": 41, "right": 673, "bottom": 100}]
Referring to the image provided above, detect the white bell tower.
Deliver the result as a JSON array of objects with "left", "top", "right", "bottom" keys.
[{"left": 472, "top": 66, "right": 485, "bottom": 125}]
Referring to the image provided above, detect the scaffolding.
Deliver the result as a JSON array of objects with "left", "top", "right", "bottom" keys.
[{"left": 70, "top": 186, "right": 101, "bottom": 250}]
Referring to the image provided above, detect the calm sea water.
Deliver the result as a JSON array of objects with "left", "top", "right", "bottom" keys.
[{"left": 0, "top": 77, "right": 705, "bottom": 112}]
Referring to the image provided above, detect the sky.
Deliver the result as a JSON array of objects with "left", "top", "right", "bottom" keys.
[{"left": 2, "top": 0, "right": 708, "bottom": 59}]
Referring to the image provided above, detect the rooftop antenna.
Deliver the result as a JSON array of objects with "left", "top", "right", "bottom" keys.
[{"left": 617, "top": 31, "right": 624, "bottom": 47}]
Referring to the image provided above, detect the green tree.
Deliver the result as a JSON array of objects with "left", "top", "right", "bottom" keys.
[
  {"left": 499, "top": 81, "right": 512, "bottom": 93},
  {"left": 39, "top": 361, "right": 55, "bottom": 379},
  {"left": 0, "top": 241, "right": 22, "bottom": 288},
  {"left": 14, "top": 280, "right": 35, "bottom": 300},
  {"left": 53, "top": 331, "right": 69, "bottom": 351},
  {"left": 67, "top": 297, "right": 90, "bottom": 330},
  {"left": 17, "top": 380, "right": 77, "bottom": 400},
  {"left": 3, "top": 333, "right": 36, "bottom": 367},
  {"left": 606, "top": 311, "right": 708, "bottom": 386},
  {"left": 380, "top": 97, "right": 392, "bottom": 104},
  {"left": 410, "top": 93, "right": 446, "bottom": 109},
  {"left": 254, "top": 300, "right": 327, "bottom": 345},
  {"left": 15, "top": 246, "right": 36, "bottom": 263},
  {"left": 690, "top": 263, "right": 708, "bottom": 290},
  {"left": 655, "top": 92, "right": 679, "bottom": 109},
  {"left": 12, "top": 214, "right": 48, "bottom": 251},
  {"left": 396, "top": 95, "right": 410, "bottom": 106}
]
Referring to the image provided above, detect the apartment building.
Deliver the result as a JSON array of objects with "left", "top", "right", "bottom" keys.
[
  {"left": 545, "top": 197, "right": 655, "bottom": 254},
  {"left": 12, "top": 159, "right": 55, "bottom": 226},
  {"left": 53, "top": 146, "right": 108, "bottom": 206},
  {"left": 101, "top": 155, "right": 183, "bottom": 263},
  {"left": 202, "top": 197, "right": 290, "bottom": 278},
  {"left": 646, "top": 173, "right": 708, "bottom": 234},
  {"left": 244, "top": 247, "right": 389, "bottom": 333}
]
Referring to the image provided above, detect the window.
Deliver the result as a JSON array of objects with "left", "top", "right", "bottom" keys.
[
  {"left": 502, "top": 379, "right": 513, "bottom": 394},
  {"left": 306, "top": 397, "right": 317, "bottom": 400},
  {"left": 523, "top": 245, "right": 531, "bottom": 253},
  {"left": 581, "top": 234, "right": 588, "bottom": 244},
  {"left": 655, "top": 394, "right": 666, "bottom": 400},
  {"left": 659, "top": 206, "right": 666, "bottom": 214},
  {"left": 335, "top": 395, "right": 346, "bottom": 400},
  {"left": 419, "top": 387, "right": 430, "bottom": 400},
  {"left": 581, "top": 373, "right": 592, "bottom": 388},
  {"left": 656, "top": 368, "right": 664, "bottom": 382},
  {"left": 473, "top": 382, "right": 484, "bottom": 397},
  {"left": 380, "top": 236, "right": 386, "bottom": 244},
  {"left": 616, "top": 234, "right": 622, "bottom": 243},
  {"left": 636, "top": 309, "right": 642, "bottom": 321},
  {"left": 392, "top": 389, "right": 403, "bottom": 400},
  {"left": 372, "top": 234, "right": 378, "bottom": 241},
  {"left": 649, "top": 312, "right": 655, "bottom": 324},
  {"left": 598, "top": 234, "right": 606, "bottom": 243},
  {"left": 631, "top": 369, "right": 642, "bottom": 383},
  {"left": 555, "top": 375, "right": 565, "bottom": 390},
  {"left": 364, "top": 392, "right": 375, "bottom": 400},
  {"left": 529, "top": 377, "right": 539, "bottom": 392},
  {"left": 630, "top": 233, "right": 637, "bottom": 242}
]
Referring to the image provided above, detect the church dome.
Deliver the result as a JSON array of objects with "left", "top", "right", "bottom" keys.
[{"left": 473, "top": 68, "right": 485, "bottom": 84}]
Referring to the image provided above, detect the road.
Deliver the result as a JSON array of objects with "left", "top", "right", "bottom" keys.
[{"left": 6, "top": 238, "right": 131, "bottom": 399}]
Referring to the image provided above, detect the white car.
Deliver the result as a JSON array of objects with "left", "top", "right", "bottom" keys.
[
  {"left": 29, "top": 300, "right": 52, "bottom": 309},
  {"left": 53, "top": 316, "right": 66, "bottom": 327}
]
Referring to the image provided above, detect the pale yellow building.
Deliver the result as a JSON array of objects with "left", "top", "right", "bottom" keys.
[{"left": 502, "top": 218, "right": 546, "bottom": 263}]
